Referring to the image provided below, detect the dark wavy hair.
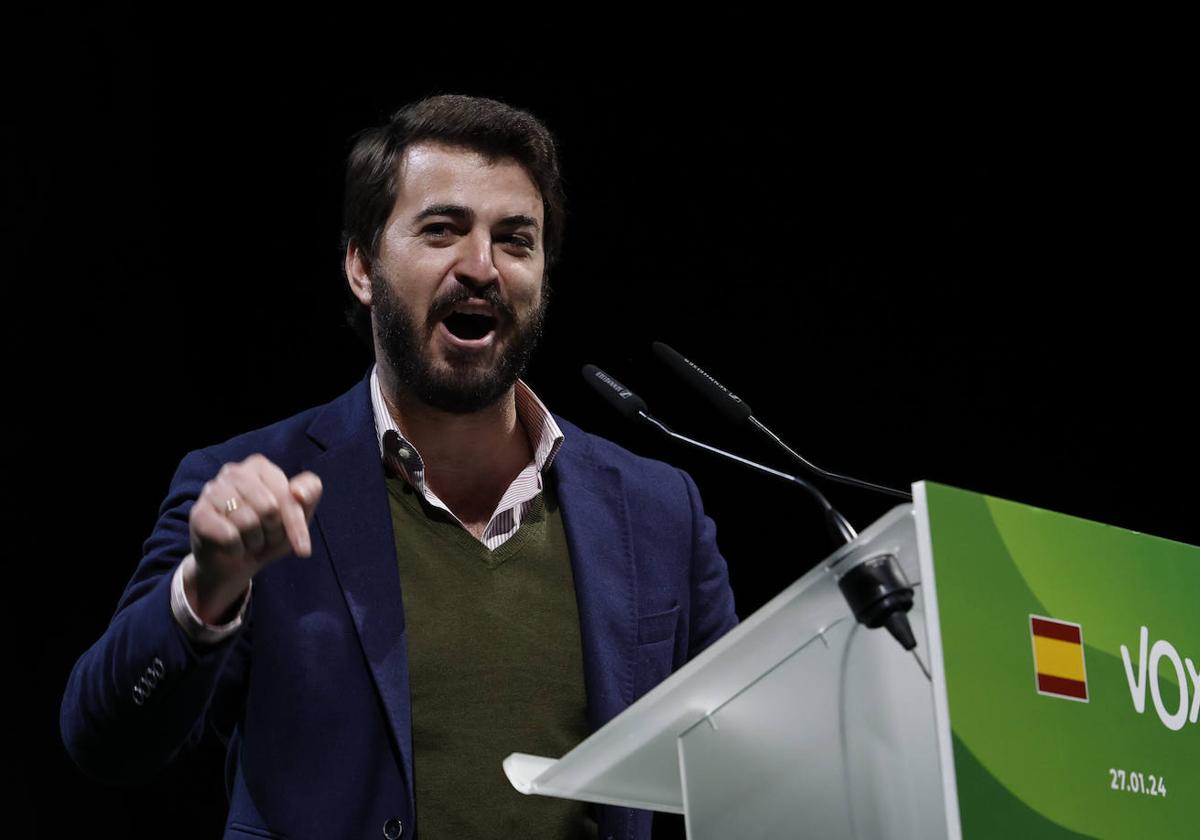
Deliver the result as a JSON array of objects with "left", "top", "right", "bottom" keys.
[{"left": 341, "top": 95, "right": 565, "bottom": 345}]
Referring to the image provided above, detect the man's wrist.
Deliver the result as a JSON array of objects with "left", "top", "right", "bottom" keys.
[{"left": 171, "top": 555, "right": 251, "bottom": 645}]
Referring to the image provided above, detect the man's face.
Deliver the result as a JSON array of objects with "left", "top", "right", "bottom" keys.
[{"left": 361, "top": 142, "right": 548, "bottom": 413}]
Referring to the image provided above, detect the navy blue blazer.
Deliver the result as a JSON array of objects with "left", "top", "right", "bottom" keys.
[{"left": 61, "top": 373, "right": 738, "bottom": 840}]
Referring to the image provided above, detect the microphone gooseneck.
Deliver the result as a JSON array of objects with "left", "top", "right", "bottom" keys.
[
  {"left": 651, "top": 342, "right": 911, "bottom": 501},
  {"left": 582, "top": 364, "right": 857, "bottom": 546},
  {"left": 596, "top": 352, "right": 926, "bottom": 666}
]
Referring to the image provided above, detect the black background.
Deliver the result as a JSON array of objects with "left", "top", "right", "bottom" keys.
[{"left": 12, "top": 15, "right": 1194, "bottom": 838}]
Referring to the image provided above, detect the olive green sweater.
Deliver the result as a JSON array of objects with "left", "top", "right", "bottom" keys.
[{"left": 387, "top": 475, "right": 595, "bottom": 839}]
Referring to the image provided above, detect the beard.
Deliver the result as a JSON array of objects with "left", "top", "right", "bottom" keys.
[{"left": 370, "top": 268, "right": 547, "bottom": 414}]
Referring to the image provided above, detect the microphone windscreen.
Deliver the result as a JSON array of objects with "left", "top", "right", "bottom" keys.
[
  {"left": 581, "top": 365, "right": 649, "bottom": 422},
  {"left": 652, "top": 342, "right": 753, "bottom": 424}
]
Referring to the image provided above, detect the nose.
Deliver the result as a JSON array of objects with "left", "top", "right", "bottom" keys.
[{"left": 453, "top": 229, "right": 501, "bottom": 293}]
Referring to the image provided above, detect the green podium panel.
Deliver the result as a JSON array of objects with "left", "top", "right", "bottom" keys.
[{"left": 916, "top": 482, "right": 1198, "bottom": 839}]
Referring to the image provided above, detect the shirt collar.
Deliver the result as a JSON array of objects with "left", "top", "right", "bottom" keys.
[{"left": 368, "top": 364, "right": 564, "bottom": 478}]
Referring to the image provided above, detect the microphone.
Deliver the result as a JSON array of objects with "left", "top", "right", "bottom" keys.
[
  {"left": 583, "top": 363, "right": 927, "bottom": 672},
  {"left": 651, "top": 344, "right": 927, "bottom": 667},
  {"left": 581, "top": 364, "right": 647, "bottom": 421},
  {"left": 651, "top": 342, "right": 911, "bottom": 501},
  {"left": 649, "top": 342, "right": 754, "bottom": 426},
  {"left": 582, "top": 364, "right": 857, "bottom": 545}
]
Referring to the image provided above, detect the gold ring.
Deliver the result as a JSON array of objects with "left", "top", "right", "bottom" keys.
[{"left": 224, "top": 497, "right": 240, "bottom": 515}]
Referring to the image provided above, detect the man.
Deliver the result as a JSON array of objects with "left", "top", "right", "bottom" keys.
[{"left": 61, "top": 95, "right": 737, "bottom": 839}]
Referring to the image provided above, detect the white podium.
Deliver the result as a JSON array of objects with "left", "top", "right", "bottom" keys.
[{"left": 505, "top": 502, "right": 950, "bottom": 840}]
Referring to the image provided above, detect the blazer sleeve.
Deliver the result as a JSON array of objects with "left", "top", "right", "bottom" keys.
[
  {"left": 60, "top": 448, "right": 250, "bottom": 785},
  {"left": 680, "top": 467, "right": 739, "bottom": 658}
]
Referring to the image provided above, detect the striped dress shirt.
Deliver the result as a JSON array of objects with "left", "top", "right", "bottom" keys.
[{"left": 370, "top": 366, "right": 565, "bottom": 550}]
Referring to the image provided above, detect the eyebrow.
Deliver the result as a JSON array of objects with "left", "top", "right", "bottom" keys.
[
  {"left": 496, "top": 214, "right": 541, "bottom": 230},
  {"left": 412, "top": 204, "right": 540, "bottom": 230},
  {"left": 413, "top": 204, "right": 473, "bottom": 224}
]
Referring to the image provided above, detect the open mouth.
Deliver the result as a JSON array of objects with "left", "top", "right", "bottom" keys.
[{"left": 441, "top": 311, "right": 498, "bottom": 341}]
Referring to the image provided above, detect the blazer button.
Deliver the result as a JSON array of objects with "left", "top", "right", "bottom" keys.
[{"left": 382, "top": 817, "right": 403, "bottom": 839}]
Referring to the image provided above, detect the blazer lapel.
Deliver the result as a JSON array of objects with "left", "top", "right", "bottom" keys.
[
  {"left": 551, "top": 430, "right": 639, "bottom": 732},
  {"left": 305, "top": 377, "right": 415, "bottom": 817}
]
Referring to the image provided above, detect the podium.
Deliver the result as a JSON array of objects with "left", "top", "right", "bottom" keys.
[{"left": 505, "top": 483, "right": 1198, "bottom": 839}]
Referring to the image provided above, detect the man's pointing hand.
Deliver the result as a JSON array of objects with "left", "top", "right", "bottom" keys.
[{"left": 184, "top": 454, "right": 323, "bottom": 624}]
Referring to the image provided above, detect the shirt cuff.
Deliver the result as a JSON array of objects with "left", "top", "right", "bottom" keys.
[{"left": 170, "top": 555, "right": 251, "bottom": 645}]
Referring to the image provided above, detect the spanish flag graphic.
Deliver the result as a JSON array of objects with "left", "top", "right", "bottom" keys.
[{"left": 1030, "top": 615, "right": 1089, "bottom": 702}]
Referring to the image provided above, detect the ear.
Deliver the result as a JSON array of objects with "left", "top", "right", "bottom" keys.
[{"left": 345, "top": 241, "right": 373, "bottom": 306}]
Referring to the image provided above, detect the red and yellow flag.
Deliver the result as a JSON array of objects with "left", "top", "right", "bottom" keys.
[{"left": 1030, "top": 615, "right": 1089, "bottom": 702}]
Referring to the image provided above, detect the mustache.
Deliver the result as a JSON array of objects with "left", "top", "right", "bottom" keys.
[{"left": 425, "top": 285, "right": 516, "bottom": 328}]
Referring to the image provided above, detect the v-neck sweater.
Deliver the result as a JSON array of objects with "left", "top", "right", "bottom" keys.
[{"left": 386, "top": 474, "right": 594, "bottom": 839}]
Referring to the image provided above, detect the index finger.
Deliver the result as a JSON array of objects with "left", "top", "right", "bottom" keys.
[
  {"left": 289, "top": 471, "right": 322, "bottom": 516},
  {"left": 287, "top": 472, "right": 323, "bottom": 556},
  {"left": 255, "top": 459, "right": 312, "bottom": 558}
]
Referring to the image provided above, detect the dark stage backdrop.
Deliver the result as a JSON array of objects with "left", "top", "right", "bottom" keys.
[{"left": 14, "top": 29, "right": 1193, "bottom": 839}]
